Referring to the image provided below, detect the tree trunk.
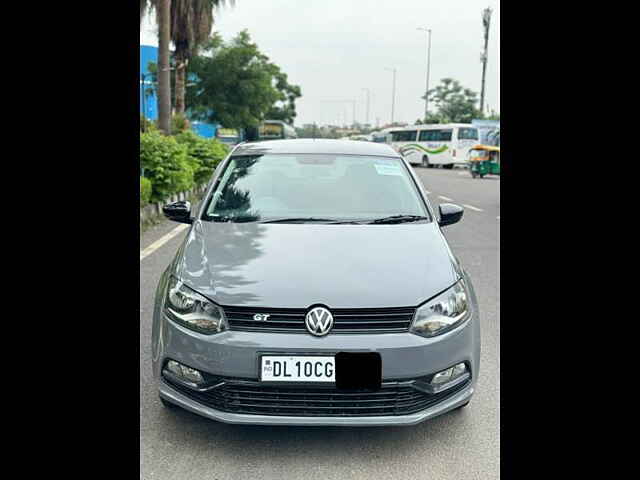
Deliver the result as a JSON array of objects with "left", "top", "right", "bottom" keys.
[
  {"left": 174, "top": 56, "right": 186, "bottom": 115},
  {"left": 157, "top": 0, "right": 172, "bottom": 135}
]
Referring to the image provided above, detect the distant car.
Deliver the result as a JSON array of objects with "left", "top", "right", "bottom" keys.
[{"left": 153, "top": 139, "right": 480, "bottom": 426}]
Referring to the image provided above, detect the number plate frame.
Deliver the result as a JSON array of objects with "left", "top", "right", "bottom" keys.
[{"left": 259, "top": 355, "right": 336, "bottom": 383}]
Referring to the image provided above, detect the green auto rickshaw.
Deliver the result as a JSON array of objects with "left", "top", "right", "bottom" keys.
[{"left": 468, "top": 145, "right": 500, "bottom": 178}]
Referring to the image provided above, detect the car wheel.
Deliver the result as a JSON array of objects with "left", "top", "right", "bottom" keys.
[
  {"left": 444, "top": 164, "right": 454, "bottom": 170},
  {"left": 454, "top": 401, "right": 470, "bottom": 411},
  {"left": 160, "top": 396, "right": 179, "bottom": 410},
  {"left": 422, "top": 155, "right": 430, "bottom": 168}
]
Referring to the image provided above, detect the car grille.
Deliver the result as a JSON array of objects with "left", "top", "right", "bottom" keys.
[
  {"left": 223, "top": 306, "right": 416, "bottom": 333},
  {"left": 164, "top": 377, "right": 468, "bottom": 417}
]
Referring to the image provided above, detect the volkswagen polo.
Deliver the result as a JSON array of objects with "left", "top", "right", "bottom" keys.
[{"left": 152, "top": 139, "right": 480, "bottom": 426}]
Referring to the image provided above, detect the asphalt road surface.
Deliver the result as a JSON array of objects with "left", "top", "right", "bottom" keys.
[{"left": 140, "top": 166, "right": 500, "bottom": 480}]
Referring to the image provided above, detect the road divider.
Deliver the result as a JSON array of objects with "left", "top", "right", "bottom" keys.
[{"left": 140, "top": 224, "right": 190, "bottom": 261}]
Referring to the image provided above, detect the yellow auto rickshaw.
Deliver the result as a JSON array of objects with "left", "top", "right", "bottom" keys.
[{"left": 468, "top": 145, "right": 500, "bottom": 178}]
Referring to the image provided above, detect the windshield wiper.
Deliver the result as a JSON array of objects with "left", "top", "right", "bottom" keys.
[
  {"left": 367, "top": 215, "right": 429, "bottom": 224},
  {"left": 260, "top": 217, "right": 342, "bottom": 224},
  {"left": 205, "top": 215, "right": 260, "bottom": 223}
]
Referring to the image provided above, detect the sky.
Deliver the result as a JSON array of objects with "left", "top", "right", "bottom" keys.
[{"left": 140, "top": 0, "right": 500, "bottom": 128}]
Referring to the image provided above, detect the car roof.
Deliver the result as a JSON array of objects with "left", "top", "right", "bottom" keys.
[{"left": 232, "top": 139, "right": 399, "bottom": 157}]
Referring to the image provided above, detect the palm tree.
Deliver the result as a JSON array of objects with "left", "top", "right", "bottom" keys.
[
  {"left": 170, "top": 0, "right": 232, "bottom": 115},
  {"left": 156, "top": 0, "right": 172, "bottom": 134},
  {"left": 140, "top": 0, "right": 147, "bottom": 22},
  {"left": 140, "top": 0, "right": 171, "bottom": 134},
  {"left": 141, "top": 1, "right": 232, "bottom": 131}
]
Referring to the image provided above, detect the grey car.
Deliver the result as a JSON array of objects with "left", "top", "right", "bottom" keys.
[{"left": 152, "top": 139, "right": 480, "bottom": 426}]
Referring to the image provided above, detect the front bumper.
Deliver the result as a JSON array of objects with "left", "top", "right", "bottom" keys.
[
  {"left": 152, "top": 312, "right": 480, "bottom": 425},
  {"left": 159, "top": 378, "right": 474, "bottom": 426}
]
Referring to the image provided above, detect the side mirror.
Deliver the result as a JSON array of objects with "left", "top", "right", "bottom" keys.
[
  {"left": 438, "top": 203, "right": 464, "bottom": 227},
  {"left": 162, "top": 201, "right": 192, "bottom": 224}
]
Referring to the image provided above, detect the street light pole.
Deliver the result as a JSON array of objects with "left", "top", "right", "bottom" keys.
[
  {"left": 417, "top": 27, "right": 432, "bottom": 120},
  {"left": 385, "top": 68, "right": 396, "bottom": 124},
  {"left": 480, "top": 7, "right": 492, "bottom": 114}
]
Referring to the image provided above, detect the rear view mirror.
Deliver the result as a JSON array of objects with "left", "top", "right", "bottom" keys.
[
  {"left": 438, "top": 203, "right": 464, "bottom": 227},
  {"left": 162, "top": 201, "right": 192, "bottom": 224}
]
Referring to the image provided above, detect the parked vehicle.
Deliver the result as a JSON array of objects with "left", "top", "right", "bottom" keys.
[
  {"left": 216, "top": 127, "right": 241, "bottom": 147},
  {"left": 389, "top": 123, "right": 479, "bottom": 168},
  {"left": 245, "top": 120, "right": 298, "bottom": 142},
  {"left": 154, "top": 139, "right": 480, "bottom": 426},
  {"left": 370, "top": 129, "right": 392, "bottom": 143},
  {"left": 468, "top": 145, "right": 500, "bottom": 178}
]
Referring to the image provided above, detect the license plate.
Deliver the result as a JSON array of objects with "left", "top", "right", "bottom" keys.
[{"left": 260, "top": 355, "right": 335, "bottom": 383}]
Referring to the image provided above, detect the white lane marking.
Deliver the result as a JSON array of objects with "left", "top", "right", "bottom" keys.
[
  {"left": 140, "top": 224, "right": 190, "bottom": 261},
  {"left": 425, "top": 190, "right": 431, "bottom": 194},
  {"left": 438, "top": 195, "right": 453, "bottom": 201},
  {"left": 463, "top": 204, "right": 483, "bottom": 212}
]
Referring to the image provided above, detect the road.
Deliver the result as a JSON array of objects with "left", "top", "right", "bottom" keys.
[{"left": 140, "top": 166, "right": 500, "bottom": 480}]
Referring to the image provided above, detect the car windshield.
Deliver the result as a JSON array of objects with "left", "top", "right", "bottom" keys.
[{"left": 203, "top": 154, "right": 429, "bottom": 223}]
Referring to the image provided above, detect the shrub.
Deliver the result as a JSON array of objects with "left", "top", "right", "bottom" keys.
[
  {"left": 171, "top": 113, "right": 191, "bottom": 134},
  {"left": 140, "top": 176, "right": 152, "bottom": 207},
  {"left": 140, "top": 114, "right": 157, "bottom": 133},
  {"left": 140, "top": 131, "right": 194, "bottom": 202},
  {"left": 174, "top": 130, "right": 229, "bottom": 185}
]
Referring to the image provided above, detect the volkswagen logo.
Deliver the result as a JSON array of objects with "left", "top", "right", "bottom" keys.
[{"left": 305, "top": 306, "right": 334, "bottom": 336}]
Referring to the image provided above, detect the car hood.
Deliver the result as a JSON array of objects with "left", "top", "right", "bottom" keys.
[{"left": 174, "top": 221, "right": 460, "bottom": 308}]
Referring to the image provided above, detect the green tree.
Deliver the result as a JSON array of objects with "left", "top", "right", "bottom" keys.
[
  {"left": 421, "top": 78, "right": 480, "bottom": 124},
  {"left": 186, "top": 31, "right": 301, "bottom": 129},
  {"left": 266, "top": 71, "right": 302, "bottom": 124}
]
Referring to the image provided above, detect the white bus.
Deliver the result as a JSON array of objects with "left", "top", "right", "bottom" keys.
[{"left": 389, "top": 123, "right": 480, "bottom": 168}]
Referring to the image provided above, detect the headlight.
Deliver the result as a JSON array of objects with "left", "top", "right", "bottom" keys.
[
  {"left": 411, "top": 281, "right": 470, "bottom": 338},
  {"left": 164, "top": 276, "right": 227, "bottom": 334}
]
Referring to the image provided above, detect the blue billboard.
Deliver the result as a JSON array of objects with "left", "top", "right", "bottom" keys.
[
  {"left": 140, "top": 45, "right": 158, "bottom": 121},
  {"left": 141, "top": 44, "right": 218, "bottom": 139},
  {"left": 191, "top": 121, "right": 217, "bottom": 139}
]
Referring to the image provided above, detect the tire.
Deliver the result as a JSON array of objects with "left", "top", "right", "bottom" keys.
[
  {"left": 454, "top": 401, "right": 470, "bottom": 410},
  {"left": 444, "top": 163, "right": 454, "bottom": 170},
  {"left": 160, "top": 396, "right": 179, "bottom": 410},
  {"left": 422, "top": 155, "right": 430, "bottom": 168},
  {"left": 471, "top": 170, "right": 477, "bottom": 178}
]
